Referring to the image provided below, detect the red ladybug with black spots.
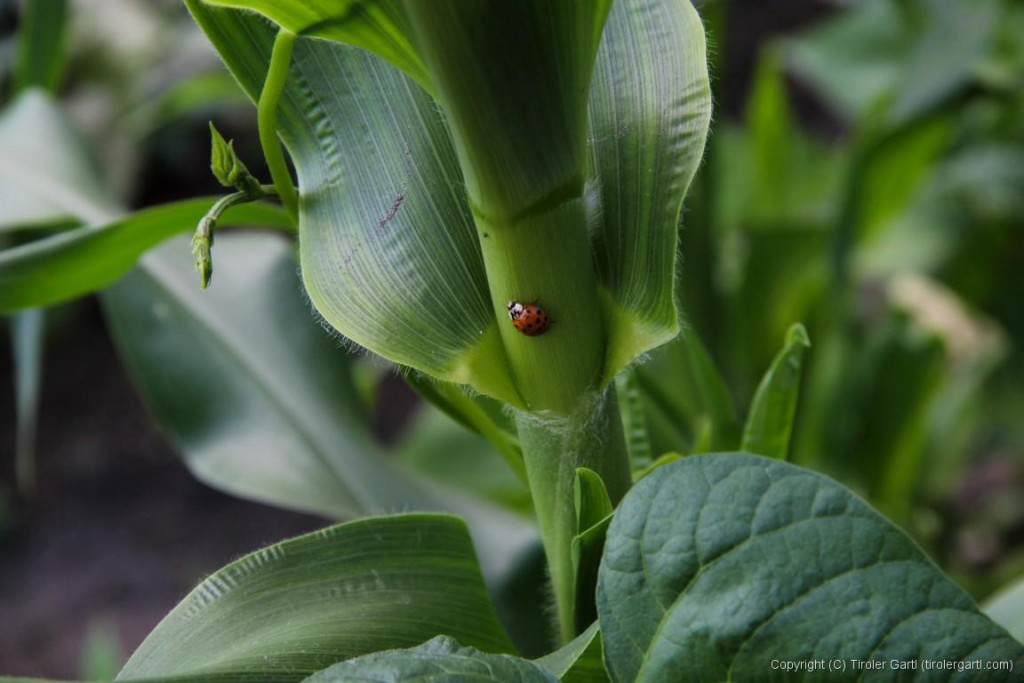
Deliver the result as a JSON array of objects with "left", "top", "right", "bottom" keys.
[{"left": 507, "top": 300, "right": 552, "bottom": 337}]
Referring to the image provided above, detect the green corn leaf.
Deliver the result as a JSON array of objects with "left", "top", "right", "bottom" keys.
[
  {"left": 589, "top": 0, "right": 712, "bottom": 379},
  {"left": 597, "top": 454, "right": 1024, "bottom": 682},
  {"left": 303, "top": 636, "right": 556, "bottom": 683},
  {"left": 740, "top": 323, "right": 811, "bottom": 460},
  {"left": 403, "top": 1, "right": 611, "bottom": 219},
  {"left": 0, "top": 198, "right": 291, "bottom": 313},
  {"left": 0, "top": 90, "right": 119, "bottom": 230},
  {"left": 118, "top": 515, "right": 516, "bottom": 681},
  {"left": 186, "top": 1, "right": 523, "bottom": 406},
  {"left": 535, "top": 622, "right": 608, "bottom": 683},
  {"left": 199, "top": 0, "right": 428, "bottom": 91}
]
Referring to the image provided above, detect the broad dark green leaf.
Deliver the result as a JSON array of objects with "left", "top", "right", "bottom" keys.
[
  {"left": 740, "top": 323, "right": 810, "bottom": 460},
  {"left": 588, "top": 0, "right": 712, "bottom": 378},
  {"left": 597, "top": 453, "right": 1024, "bottom": 682},
  {"left": 0, "top": 198, "right": 291, "bottom": 312},
  {"left": 118, "top": 515, "right": 515, "bottom": 681},
  {"left": 0, "top": 90, "right": 119, "bottom": 229},
  {"left": 535, "top": 623, "right": 608, "bottom": 683},
  {"left": 303, "top": 636, "right": 555, "bottom": 683}
]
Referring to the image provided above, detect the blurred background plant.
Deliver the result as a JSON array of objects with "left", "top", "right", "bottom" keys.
[{"left": 1, "top": 0, "right": 1022, "bottom": 678}]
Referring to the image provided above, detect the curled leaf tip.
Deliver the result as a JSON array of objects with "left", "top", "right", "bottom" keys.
[{"left": 192, "top": 215, "right": 215, "bottom": 289}]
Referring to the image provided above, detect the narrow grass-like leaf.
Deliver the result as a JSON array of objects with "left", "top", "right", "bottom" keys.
[
  {"left": 615, "top": 369, "right": 652, "bottom": 471},
  {"left": 597, "top": 453, "right": 1024, "bottom": 682},
  {"left": 13, "top": 0, "right": 69, "bottom": 94},
  {"left": 404, "top": 374, "right": 524, "bottom": 482},
  {"left": 0, "top": 90, "right": 119, "bottom": 229},
  {"left": 740, "top": 323, "right": 811, "bottom": 460},
  {"left": 572, "top": 515, "right": 613, "bottom": 639},
  {"left": 588, "top": 0, "right": 712, "bottom": 378},
  {"left": 535, "top": 622, "right": 608, "bottom": 683},
  {"left": 396, "top": 407, "right": 531, "bottom": 517},
  {"left": 572, "top": 469, "right": 614, "bottom": 633},
  {"left": 118, "top": 515, "right": 515, "bottom": 681},
  {"left": 186, "top": 1, "right": 521, "bottom": 406},
  {"left": 11, "top": 308, "right": 44, "bottom": 494},
  {"left": 634, "top": 330, "right": 739, "bottom": 453},
  {"left": 574, "top": 468, "right": 614, "bottom": 534},
  {"left": 0, "top": 199, "right": 291, "bottom": 313},
  {"left": 303, "top": 636, "right": 555, "bottom": 683}
]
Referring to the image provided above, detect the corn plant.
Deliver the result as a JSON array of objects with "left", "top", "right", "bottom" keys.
[{"left": 2, "top": 0, "right": 1023, "bottom": 681}]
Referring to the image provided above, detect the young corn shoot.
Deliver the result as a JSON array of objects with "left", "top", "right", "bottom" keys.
[{"left": 191, "top": 0, "right": 711, "bottom": 644}]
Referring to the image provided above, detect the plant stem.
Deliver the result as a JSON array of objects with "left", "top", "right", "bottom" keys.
[
  {"left": 474, "top": 197, "right": 605, "bottom": 414},
  {"left": 258, "top": 29, "right": 298, "bottom": 220},
  {"left": 516, "top": 386, "right": 632, "bottom": 644}
]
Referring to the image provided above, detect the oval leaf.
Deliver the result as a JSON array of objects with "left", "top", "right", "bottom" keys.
[
  {"left": 119, "top": 514, "right": 515, "bottom": 681},
  {"left": 597, "top": 453, "right": 1024, "bottom": 682},
  {"left": 304, "top": 636, "right": 555, "bottom": 683}
]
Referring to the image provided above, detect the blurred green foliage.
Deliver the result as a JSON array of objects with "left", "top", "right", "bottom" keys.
[{"left": 683, "top": 0, "right": 1024, "bottom": 595}]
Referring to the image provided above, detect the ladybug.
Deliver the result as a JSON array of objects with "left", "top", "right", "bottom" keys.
[{"left": 507, "top": 300, "right": 552, "bottom": 337}]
